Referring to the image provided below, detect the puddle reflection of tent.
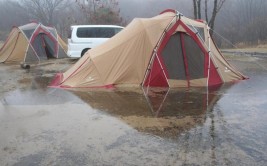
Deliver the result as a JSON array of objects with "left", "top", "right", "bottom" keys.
[
  {"left": 73, "top": 84, "right": 230, "bottom": 138},
  {"left": 143, "top": 85, "right": 224, "bottom": 117}
]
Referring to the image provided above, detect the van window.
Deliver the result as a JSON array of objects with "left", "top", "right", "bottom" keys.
[{"left": 76, "top": 27, "right": 122, "bottom": 38}]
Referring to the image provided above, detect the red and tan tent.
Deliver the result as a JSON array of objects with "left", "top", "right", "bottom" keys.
[
  {"left": 0, "top": 22, "right": 68, "bottom": 64},
  {"left": 51, "top": 9, "right": 247, "bottom": 88}
]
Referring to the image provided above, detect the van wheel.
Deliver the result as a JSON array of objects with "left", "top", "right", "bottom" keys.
[{"left": 81, "top": 48, "right": 90, "bottom": 57}]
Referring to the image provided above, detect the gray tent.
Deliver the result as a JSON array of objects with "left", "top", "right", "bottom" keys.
[{"left": 0, "top": 22, "right": 68, "bottom": 64}]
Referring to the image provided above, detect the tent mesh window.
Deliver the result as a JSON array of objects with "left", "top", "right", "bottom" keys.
[
  {"left": 25, "top": 46, "right": 39, "bottom": 63},
  {"left": 43, "top": 35, "right": 56, "bottom": 58},
  {"left": 183, "top": 34, "right": 205, "bottom": 79},
  {"left": 32, "top": 34, "right": 48, "bottom": 60},
  {"left": 162, "top": 32, "right": 186, "bottom": 80},
  {"left": 161, "top": 32, "right": 204, "bottom": 81},
  {"left": 32, "top": 34, "right": 57, "bottom": 60},
  {"left": 22, "top": 29, "right": 35, "bottom": 40},
  {"left": 187, "top": 25, "right": 205, "bottom": 41}
]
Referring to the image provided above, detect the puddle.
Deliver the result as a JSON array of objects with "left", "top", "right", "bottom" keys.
[{"left": 0, "top": 57, "right": 267, "bottom": 165}]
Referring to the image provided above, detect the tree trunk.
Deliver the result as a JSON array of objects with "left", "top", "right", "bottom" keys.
[
  {"left": 197, "top": 0, "right": 201, "bottom": 19},
  {"left": 193, "top": 0, "right": 197, "bottom": 19},
  {"left": 205, "top": 0, "right": 208, "bottom": 22},
  {"left": 193, "top": 0, "right": 202, "bottom": 19},
  {"left": 209, "top": 0, "right": 218, "bottom": 36}
]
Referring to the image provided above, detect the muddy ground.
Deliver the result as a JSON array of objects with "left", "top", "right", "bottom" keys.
[{"left": 0, "top": 55, "right": 267, "bottom": 166}]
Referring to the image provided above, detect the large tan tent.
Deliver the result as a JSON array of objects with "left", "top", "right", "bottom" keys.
[
  {"left": 51, "top": 9, "right": 247, "bottom": 88},
  {"left": 0, "top": 22, "right": 68, "bottom": 64}
]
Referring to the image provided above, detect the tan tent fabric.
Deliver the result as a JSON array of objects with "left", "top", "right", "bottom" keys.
[
  {"left": 58, "top": 35, "right": 68, "bottom": 52},
  {"left": 0, "top": 22, "right": 68, "bottom": 64},
  {"left": 0, "top": 28, "right": 28, "bottom": 63},
  {"left": 52, "top": 10, "right": 246, "bottom": 88}
]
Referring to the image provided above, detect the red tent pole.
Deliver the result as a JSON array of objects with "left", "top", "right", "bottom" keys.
[
  {"left": 180, "top": 33, "right": 190, "bottom": 87},
  {"left": 207, "top": 27, "right": 211, "bottom": 87}
]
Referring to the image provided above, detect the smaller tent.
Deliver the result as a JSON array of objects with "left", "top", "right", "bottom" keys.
[
  {"left": 51, "top": 9, "right": 247, "bottom": 88},
  {"left": 0, "top": 22, "right": 68, "bottom": 64}
]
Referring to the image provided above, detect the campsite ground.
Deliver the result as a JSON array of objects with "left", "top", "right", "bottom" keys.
[
  {"left": 221, "top": 44, "right": 267, "bottom": 56},
  {"left": 0, "top": 53, "right": 267, "bottom": 165}
]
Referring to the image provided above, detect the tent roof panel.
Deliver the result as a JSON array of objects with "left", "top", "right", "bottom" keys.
[{"left": 19, "top": 22, "right": 39, "bottom": 31}]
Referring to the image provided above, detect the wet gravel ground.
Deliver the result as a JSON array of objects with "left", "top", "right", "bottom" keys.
[{"left": 0, "top": 56, "right": 267, "bottom": 166}]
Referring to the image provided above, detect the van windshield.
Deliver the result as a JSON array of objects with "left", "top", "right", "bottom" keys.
[{"left": 76, "top": 27, "right": 122, "bottom": 38}]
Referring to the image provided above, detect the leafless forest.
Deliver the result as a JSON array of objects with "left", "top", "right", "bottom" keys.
[{"left": 0, "top": 0, "right": 266, "bottom": 47}]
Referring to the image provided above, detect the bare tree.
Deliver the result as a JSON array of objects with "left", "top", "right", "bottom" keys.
[
  {"left": 193, "top": 0, "right": 202, "bottom": 19},
  {"left": 192, "top": 0, "right": 226, "bottom": 35},
  {"left": 214, "top": 0, "right": 267, "bottom": 47},
  {"left": 76, "top": 0, "right": 123, "bottom": 25},
  {"left": 207, "top": 0, "right": 226, "bottom": 35},
  {"left": 55, "top": 2, "right": 83, "bottom": 38},
  {"left": 1, "top": 0, "right": 266, "bottom": 46},
  {"left": 20, "top": 0, "right": 69, "bottom": 25},
  {"left": 0, "top": 0, "right": 29, "bottom": 40}
]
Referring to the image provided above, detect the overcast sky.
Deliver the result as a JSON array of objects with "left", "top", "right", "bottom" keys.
[{"left": 119, "top": 0, "right": 192, "bottom": 20}]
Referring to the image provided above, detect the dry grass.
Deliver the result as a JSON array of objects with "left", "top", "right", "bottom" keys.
[
  {"left": 222, "top": 48, "right": 267, "bottom": 53},
  {"left": 221, "top": 44, "right": 267, "bottom": 53}
]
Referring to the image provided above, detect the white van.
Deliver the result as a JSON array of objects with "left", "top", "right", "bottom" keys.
[{"left": 67, "top": 25, "right": 123, "bottom": 57}]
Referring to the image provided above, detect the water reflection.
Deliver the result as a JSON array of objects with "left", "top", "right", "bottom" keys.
[
  {"left": 1, "top": 88, "right": 82, "bottom": 106},
  {"left": 72, "top": 84, "right": 233, "bottom": 138},
  {"left": 142, "top": 86, "right": 226, "bottom": 117}
]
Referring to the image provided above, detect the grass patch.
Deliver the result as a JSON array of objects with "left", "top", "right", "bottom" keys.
[{"left": 221, "top": 47, "right": 267, "bottom": 53}]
